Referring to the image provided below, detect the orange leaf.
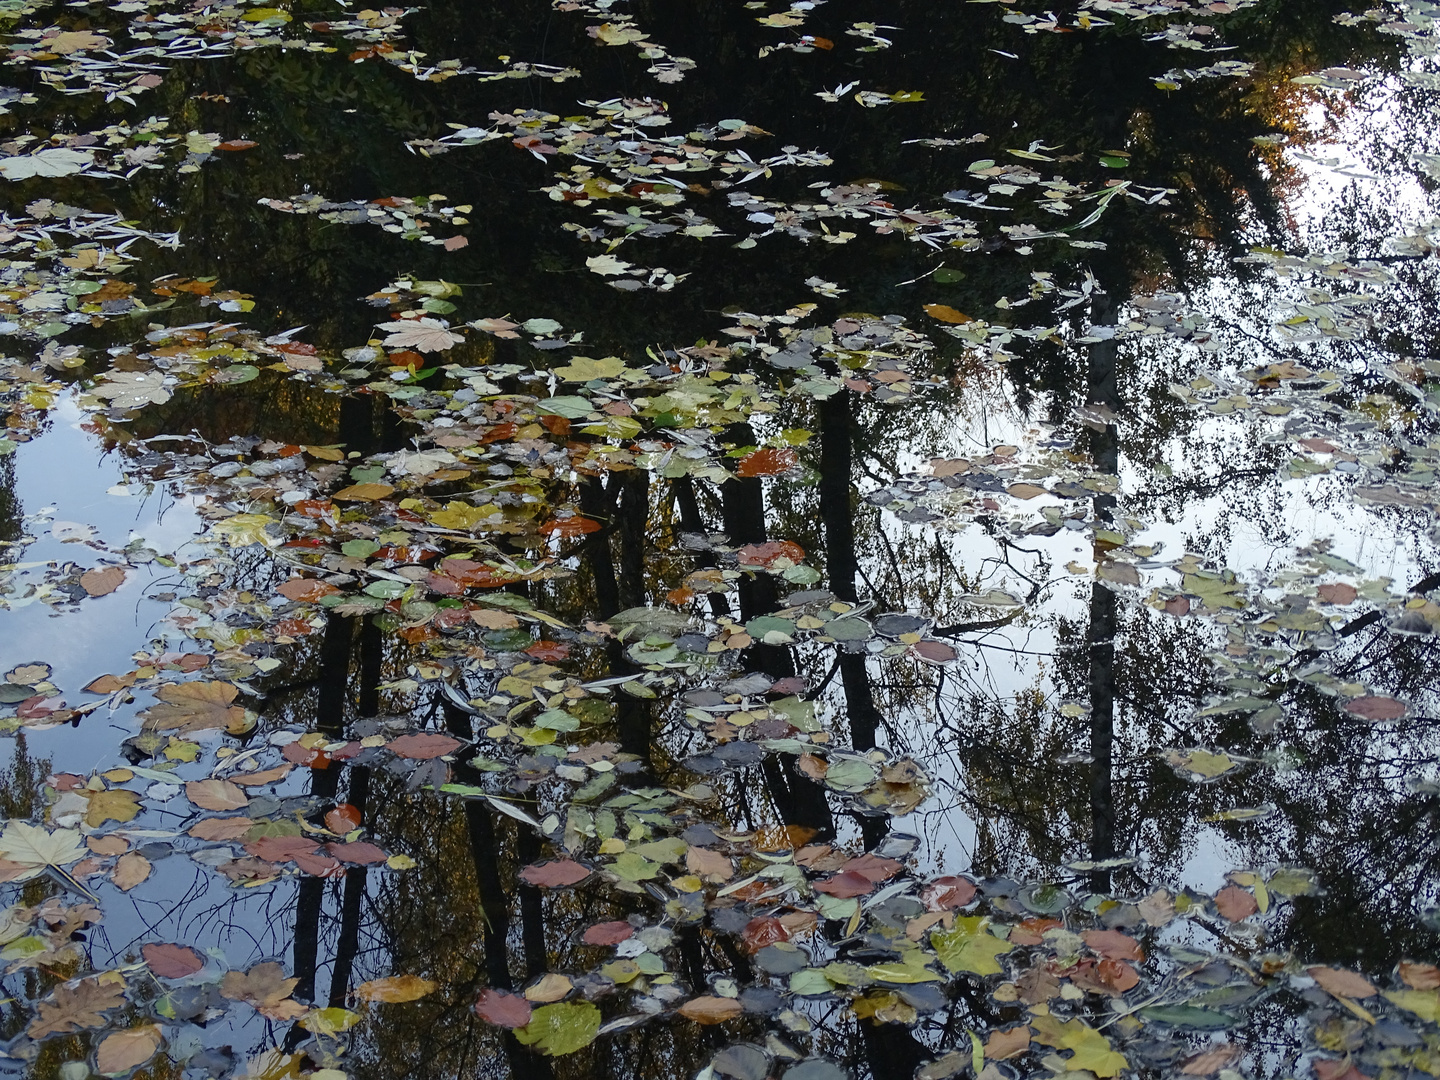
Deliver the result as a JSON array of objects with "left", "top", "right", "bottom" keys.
[
  {"left": 736, "top": 446, "right": 799, "bottom": 477},
  {"left": 924, "top": 304, "right": 973, "bottom": 324}
]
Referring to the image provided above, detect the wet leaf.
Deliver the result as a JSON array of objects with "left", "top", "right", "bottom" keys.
[
  {"left": 80, "top": 566, "right": 126, "bottom": 597},
  {"left": 0, "top": 821, "right": 86, "bottom": 881},
  {"left": 678, "top": 996, "right": 744, "bottom": 1024},
  {"left": 1308, "top": 966, "right": 1377, "bottom": 999},
  {"left": 186, "top": 779, "right": 249, "bottom": 810},
  {"left": 931, "top": 917, "right": 1012, "bottom": 975},
  {"left": 142, "top": 943, "right": 205, "bottom": 979},
  {"left": 514, "top": 1001, "right": 602, "bottom": 1055},
  {"left": 519, "top": 860, "right": 591, "bottom": 887},
  {"left": 85, "top": 788, "right": 141, "bottom": 827},
  {"left": 387, "top": 733, "right": 462, "bottom": 759},
  {"left": 143, "top": 682, "right": 248, "bottom": 735},
  {"left": 28, "top": 974, "right": 127, "bottom": 1038},
  {"left": 220, "top": 962, "right": 308, "bottom": 1020},
  {"left": 355, "top": 975, "right": 437, "bottom": 1003},
  {"left": 582, "top": 921, "right": 634, "bottom": 945},
  {"left": 112, "top": 852, "right": 152, "bottom": 891},
  {"left": 475, "top": 988, "right": 533, "bottom": 1027},
  {"left": 95, "top": 1025, "right": 163, "bottom": 1075},
  {"left": 1213, "top": 885, "right": 1259, "bottom": 922},
  {"left": 1031, "top": 1015, "right": 1127, "bottom": 1077}
]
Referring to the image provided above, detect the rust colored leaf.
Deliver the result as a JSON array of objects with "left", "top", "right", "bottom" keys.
[
  {"left": 112, "top": 852, "right": 151, "bottom": 891},
  {"left": 28, "top": 975, "right": 127, "bottom": 1038},
  {"left": 1401, "top": 962, "right": 1440, "bottom": 989},
  {"left": 736, "top": 447, "right": 799, "bottom": 477},
  {"left": 920, "top": 876, "right": 977, "bottom": 911},
  {"left": 475, "top": 988, "right": 533, "bottom": 1027},
  {"left": 678, "top": 996, "right": 743, "bottom": 1024},
  {"left": 276, "top": 577, "right": 338, "bottom": 602},
  {"left": 736, "top": 540, "right": 806, "bottom": 567},
  {"left": 217, "top": 139, "right": 257, "bottom": 151},
  {"left": 582, "top": 921, "right": 633, "bottom": 946},
  {"left": 841, "top": 853, "right": 902, "bottom": 883},
  {"left": 388, "top": 733, "right": 462, "bottom": 760},
  {"left": 1313, "top": 1060, "right": 1371, "bottom": 1080},
  {"left": 1345, "top": 696, "right": 1407, "bottom": 720},
  {"left": 1082, "top": 929, "right": 1143, "bottom": 962},
  {"left": 537, "top": 516, "right": 602, "bottom": 538},
  {"left": 985, "top": 1026, "right": 1031, "bottom": 1060},
  {"left": 143, "top": 943, "right": 205, "bottom": 979},
  {"left": 519, "top": 860, "right": 591, "bottom": 888},
  {"left": 326, "top": 804, "right": 362, "bottom": 833},
  {"left": 325, "top": 841, "right": 388, "bottom": 865},
  {"left": 1317, "top": 583, "right": 1357, "bottom": 605},
  {"left": 231, "top": 764, "right": 293, "bottom": 787},
  {"left": 220, "top": 962, "right": 307, "bottom": 1020},
  {"left": 1181, "top": 1045, "right": 1241, "bottom": 1075},
  {"left": 923, "top": 304, "right": 973, "bottom": 324},
  {"left": 910, "top": 639, "right": 959, "bottom": 663},
  {"left": 814, "top": 871, "right": 874, "bottom": 898},
  {"left": 143, "top": 681, "right": 247, "bottom": 735},
  {"left": 740, "top": 917, "right": 790, "bottom": 953}
]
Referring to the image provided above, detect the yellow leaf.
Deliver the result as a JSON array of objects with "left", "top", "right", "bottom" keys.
[
  {"left": 85, "top": 788, "right": 141, "bottom": 828},
  {"left": 1031, "top": 1014, "right": 1128, "bottom": 1078},
  {"left": 924, "top": 304, "right": 973, "bottom": 324}
]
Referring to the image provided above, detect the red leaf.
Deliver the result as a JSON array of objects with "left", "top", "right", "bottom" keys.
[
  {"left": 218, "top": 140, "right": 257, "bottom": 151},
  {"left": 387, "top": 733, "right": 462, "bottom": 760},
  {"left": 245, "top": 836, "right": 321, "bottom": 862},
  {"left": 813, "top": 870, "right": 874, "bottom": 898},
  {"left": 736, "top": 447, "right": 799, "bottom": 477},
  {"left": 841, "top": 854, "right": 902, "bottom": 883},
  {"left": 143, "top": 943, "right": 204, "bottom": 978},
  {"left": 525, "top": 641, "right": 570, "bottom": 661},
  {"left": 475, "top": 988, "right": 532, "bottom": 1028},
  {"left": 518, "top": 860, "right": 591, "bottom": 888},
  {"left": 740, "top": 917, "right": 790, "bottom": 953},
  {"left": 326, "top": 841, "right": 388, "bottom": 865},
  {"left": 920, "top": 876, "right": 976, "bottom": 910},
  {"left": 736, "top": 540, "right": 806, "bottom": 567},
  {"left": 277, "top": 578, "right": 338, "bottom": 603},
  {"left": 1081, "top": 929, "right": 1143, "bottom": 962},
  {"left": 910, "top": 640, "right": 958, "bottom": 663},
  {"left": 582, "top": 921, "right": 634, "bottom": 946},
  {"left": 538, "top": 516, "right": 602, "bottom": 538}
]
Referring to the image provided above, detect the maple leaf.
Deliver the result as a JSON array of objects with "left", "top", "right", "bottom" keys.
[
  {"left": 930, "top": 916, "right": 1013, "bottom": 975},
  {"left": 0, "top": 821, "right": 86, "bottom": 881},
  {"left": 84, "top": 788, "right": 141, "bottom": 828},
  {"left": 28, "top": 974, "right": 127, "bottom": 1038},
  {"left": 1030, "top": 1014, "right": 1128, "bottom": 1078},
  {"left": 220, "top": 962, "right": 308, "bottom": 1020},
  {"left": 381, "top": 318, "right": 464, "bottom": 353},
  {"left": 142, "top": 682, "right": 248, "bottom": 734}
]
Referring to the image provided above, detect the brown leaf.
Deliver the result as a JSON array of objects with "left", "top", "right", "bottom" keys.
[
  {"left": 1214, "top": 885, "right": 1259, "bottom": 922},
  {"left": 143, "top": 943, "right": 205, "bottom": 979},
  {"left": 1400, "top": 961, "right": 1440, "bottom": 989},
  {"left": 1082, "top": 929, "right": 1143, "bottom": 962},
  {"left": 28, "top": 975, "right": 127, "bottom": 1038},
  {"left": 582, "top": 921, "right": 633, "bottom": 946},
  {"left": 112, "top": 852, "right": 151, "bottom": 891},
  {"left": 910, "top": 639, "right": 959, "bottom": 663},
  {"left": 814, "top": 871, "right": 874, "bottom": 898},
  {"left": 678, "top": 995, "right": 743, "bottom": 1024},
  {"left": 518, "top": 859, "right": 591, "bottom": 888},
  {"left": 387, "top": 733, "right": 462, "bottom": 760},
  {"left": 1016, "top": 964, "right": 1061, "bottom": 1004},
  {"left": 354, "top": 974, "right": 437, "bottom": 1003},
  {"left": 1308, "top": 966, "right": 1377, "bottom": 1000},
  {"left": 1313, "top": 1060, "right": 1371, "bottom": 1080},
  {"left": 87, "top": 835, "right": 129, "bottom": 857},
  {"left": 685, "top": 845, "right": 734, "bottom": 882},
  {"left": 276, "top": 577, "right": 338, "bottom": 602},
  {"left": 244, "top": 836, "right": 320, "bottom": 862},
  {"left": 1138, "top": 888, "right": 1175, "bottom": 926},
  {"left": 188, "top": 817, "right": 254, "bottom": 841},
  {"left": 1317, "top": 583, "right": 1357, "bottom": 605},
  {"left": 920, "top": 876, "right": 977, "bottom": 910},
  {"left": 231, "top": 763, "right": 293, "bottom": 787},
  {"left": 1181, "top": 1045, "right": 1241, "bottom": 1075},
  {"left": 1345, "top": 696, "right": 1407, "bottom": 720},
  {"left": 80, "top": 566, "right": 126, "bottom": 597},
  {"left": 186, "top": 779, "right": 249, "bottom": 811},
  {"left": 985, "top": 1026, "right": 1031, "bottom": 1060},
  {"left": 923, "top": 304, "right": 973, "bottom": 324},
  {"left": 475, "top": 988, "right": 533, "bottom": 1027},
  {"left": 220, "top": 962, "right": 307, "bottom": 1019},
  {"left": 470, "top": 608, "right": 520, "bottom": 629},
  {"left": 84, "top": 673, "right": 134, "bottom": 694},
  {"left": 841, "top": 853, "right": 902, "bottom": 883},
  {"left": 95, "top": 1026, "right": 163, "bottom": 1075},
  {"left": 325, "top": 841, "right": 388, "bottom": 865},
  {"left": 332, "top": 482, "right": 394, "bottom": 501},
  {"left": 443, "top": 235, "right": 469, "bottom": 251},
  {"left": 143, "top": 681, "right": 247, "bottom": 734}
]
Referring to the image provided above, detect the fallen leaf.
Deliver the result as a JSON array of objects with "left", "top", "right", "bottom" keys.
[
  {"left": 475, "top": 988, "right": 533, "bottom": 1026},
  {"left": 28, "top": 975, "right": 127, "bottom": 1038},
  {"left": 1401, "top": 962, "right": 1440, "bottom": 990},
  {"left": 519, "top": 860, "right": 591, "bottom": 888},
  {"left": 95, "top": 1025, "right": 163, "bottom": 1075},
  {"left": 525, "top": 973, "right": 575, "bottom": 1003},
  {"left": 923, "top": 304, "right": 973, "bottom": 324},
  {"left": 220, "top": 962, "right": 308, "bottom": 1020},
  {"left": 0, "top": 821, "right": 86, "bottom": 881},
  {"left": 1345, "top": 696, "right": 1407, "bottom": 720},
  {"left": 143, "top": 682, "right": 248, "bottom": 734},
  {"left": 678, "top": 995, "right": 744, "bottom": 1024},
  {"left": 80, "top": 566, "right": 126, "bottom": 597},
  {"left": 985, "top": 1026, "right": 1031, "bottom": 1060},
  {"left": 186, "top": 779, "right": 249, "bottom": 810},
  {"left": 1213, "top": 885, "right": 1258, "bottom": 921},
  {"left": 514, "top": 1001, "right": 601, "bottom": 1055},
  {"left": 582, "top": 921, "right": 633, "bottom": 946},
  {"left": 143, "top": 943, "right": 205, "bottom": 978},
  {"left": 1082, "top": 930, "right": 1143, "bottom": 962},
  {"left": 188, "top": 817, "right": 254, "bottom": 841},
  {"left": 112, "top": 852, "right": 151, "bottom": 891},
  {"left": 85, "top": 788, "right": 141, "bottom": 828},
  {"left": 387, "top": 733, "right": 461, "bottom": 760},
  {"left": 355, "top": 974, "right": 437, "bottom": 1003},
  {"left": 231, "top": 764, "right": 293, "bottom": 787},
  {"left": 736, "top": 447, "right": 800, "bottom": 477},
  {"left": 1308, "top": 966, "right": 1377, "bottom": 999},
  {"left": 1181, "top": 1045, "right": 1241, "bottom": 1075},
  {"left": 685, "top": 845, "right": 734, "bottom": 882},
  {"left": 277, "top": 578, "right": 338, "bottom": 602},
  {"left": 332, "top": 482, "right": 395, "bottom": 502}
]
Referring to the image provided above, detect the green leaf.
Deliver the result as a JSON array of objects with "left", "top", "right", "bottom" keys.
[
  {"left": 933, "top": 268, "right": 965, "bottom": 283},
  {"left": 514, "top": 1002, "right": 601, "bottom": 1056},
  {"left": 1386, "top": 990, "right": 1440, "bottom": 1023},
  {"left": 341, "top": 540, "right": 380, "bottom": 559},
  {"left": 1137, "top": 1004, "right": 1237, "bottom": 1029},
  {"left": 930, "top": 916, "right": 1012, "bottom": 976},
  {"left": 611, "top": 851, "right": 660, "bottom": 881},
  {"left": 538, "top": 396, "right": 596, "bottom": 419}
]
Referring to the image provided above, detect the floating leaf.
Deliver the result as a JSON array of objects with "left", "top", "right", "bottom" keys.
[
  {"left": 28, "top": 975, "right": 126, "bottom": 1038},
  {"left": 678, "top": 996, "right": 744, "bottom": 1024},
  {"left": 220, "top": 962, "right": 308, "bottom": 1020},
  {"left": 475, "top": 988, "right": 533, "bottom": 1027},
  {"left": 143, "top": 682, "right": 248, "bottom": 735},
  {"left": 931, "top": 917, "right": 1012, "bottom": 975},
  {"left": 514, "top": 1001, "right": 602, "bottom": 1055},
  {"left": 0, "top": 822, "right": 86, "bottom": 882},
  {"left": 520, "top": 860, "right": 592, "bottom": 888},
  {"left": 355, "top": 975, "right": 437, "bottom": 1003},
  {"left": 142, "top": 943, "right": 205, "bottom": 979},
  {"left": 95, "top": 1025, "right": 163, "bottom": 1075}
]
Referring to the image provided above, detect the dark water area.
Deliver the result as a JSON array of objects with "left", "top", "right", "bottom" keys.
[{"left": 0, "top": 0, "right": 1439, "bottom": 1078}]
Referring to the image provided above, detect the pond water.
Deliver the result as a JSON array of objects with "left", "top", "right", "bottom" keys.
[{"left": 1, "top": 0, "right": 1439, "bottom": 1078}]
